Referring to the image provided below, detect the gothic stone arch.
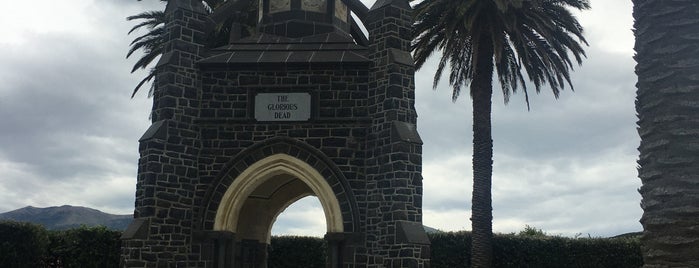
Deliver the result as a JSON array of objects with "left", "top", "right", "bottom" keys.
[
  {"left": 121, "top": 0, "right": 430, "bottom": 267},
  {"left": 202, "top": 138, "right": 359, "bottom": 233},
  {"left": 196, "top": 140, "right": 360, "bottom": 267}
]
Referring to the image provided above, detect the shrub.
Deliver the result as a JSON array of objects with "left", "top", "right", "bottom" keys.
[
  {"left": 268, "top": 236, "right": 326, "bottom": 268},
  {"left": 429, "top": 231, "right": 643, "bottom": 268},
  {"left": 0, "top": 220, "right": 50, "bottom": 267},
  {"left": 47, "top": 225, "right": 122, "bottom": 268},
  {"left": 0, "top": 221, "right": 642, "bottom": 268},
  {"left": 429, "top": 231, "right": 472, "bottom": 267}
]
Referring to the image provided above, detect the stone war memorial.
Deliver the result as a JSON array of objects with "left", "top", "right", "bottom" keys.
[{"left": 120, "top": 0, "right": 430, "bottom": 267}]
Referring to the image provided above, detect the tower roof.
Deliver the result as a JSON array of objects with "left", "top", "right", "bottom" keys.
[{"left": 199, "top": 32, "right": 370, "bottom": 68}]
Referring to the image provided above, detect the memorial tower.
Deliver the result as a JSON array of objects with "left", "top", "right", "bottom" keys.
[{"left": 121, "top": 0, "right": 430, "bottom": 267}]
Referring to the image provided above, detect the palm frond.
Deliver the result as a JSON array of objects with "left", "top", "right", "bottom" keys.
[
  {"left": 412, "top": 0, "right": 589, "bottom": 107},
  {"left": 131, "top": 69, "right": 156, "bottom": 98}
]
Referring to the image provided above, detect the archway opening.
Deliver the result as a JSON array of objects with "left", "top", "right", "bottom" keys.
[
  {"left": 213, "top": 154, "right": 343, "bottom": 267},
  {"left": 268, "top": 196, "right": 327, "bottom": 268},
  {"left": 271, "top": 196, "right": 326, "bottom": 237}
]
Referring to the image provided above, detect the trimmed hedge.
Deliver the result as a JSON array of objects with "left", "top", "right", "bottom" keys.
[
  {"left": 430, "top": 231, "right": 643, "bottom": 268},
  {"left": 46, "top": 225, "right": 122, "bottom": 268},
  {"left": 0, "top": 221, "right": 121, "bottom": 268},
  {"left": 269, "top": 236, "right": 326, "bottom": 268},
  {"left": 0, "top": 221, "right": 641, "bottom": 267},
  {"left": 0, "top": 221, "right": 50, "bottom": 267}
]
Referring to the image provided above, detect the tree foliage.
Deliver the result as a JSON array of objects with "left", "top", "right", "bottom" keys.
[
  {"left": 413, "top": 0, "right": 589, "bottom": 106},
  {"left": 126, "top": 10, "right": 165, "bottom": 97},
  {"left": 0, "top": 221, "right": 641, "bottom": 268},
  {"left": 127, "top": 0, "right": 257, "bottom": 97},
  {"left": 412, "top": 0, "right": 589, "bottom": 267},
  {"left": 0, "top": 221, "right": 50, "bottom": 267},
  {"left": 47, "top": 226, "right": 122, "bottom": 268},
  {"left": 268, "top": 236, "right": 327, "bottom": 268}
]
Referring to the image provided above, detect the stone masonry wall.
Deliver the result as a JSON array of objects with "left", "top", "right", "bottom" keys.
[
  {"left": 194, "top": 67, "right": 370, "bottom": 221},
  {"left": 122, "top": 1, "right": 207, "bottom": 267},
  {"left": 191, "top": 67, "right": 371, "bottom": 267},
  {"left": 365, "top": 0, "right": 430, "bottom": 267}
]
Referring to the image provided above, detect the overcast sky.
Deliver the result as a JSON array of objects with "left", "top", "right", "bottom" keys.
[{"left": 0, "top": 0, "right": 640, "bottom": 237}]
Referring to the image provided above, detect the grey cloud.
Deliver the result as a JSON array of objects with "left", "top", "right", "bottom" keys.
[
  {"left": 414, "top": 42, "right": 641, "bottom": 236},
  {"left": 0, "top": 0, "right": 641, "bottom": 237},
  {"left": 0, "top": 0, "right": 154, "bottom": 214}
]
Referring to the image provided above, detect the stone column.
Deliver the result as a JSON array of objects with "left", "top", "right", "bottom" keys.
[
  {"left": 121, "top": 0, "right": 207, "bottom": 267},
  {"left": 365, "top": 0, "right": 431, "bottom": 267}
]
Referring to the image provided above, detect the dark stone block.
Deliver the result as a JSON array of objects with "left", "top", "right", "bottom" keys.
[
  {"left": 386, "top": 36, "right": 403, "bottom": 49},
  {"left": 217, "top": 109, "right": 233, "bottom": 117},
  {"left": 311, "top": 75, "right": 330, "bottom": 84},
  {"left": 261, "top": 76, "right": 275, "bottom": 84},
  {"left": 184, "top": 87, "right": 197, "bottom": 98},
  {"left": 239, "top": 75, "right": 259, "bottom": 85},
  {"left": 201, "top": 128, "right": 218, "bottom": 139},
  {"left": 156, "top": 192, "right": 180, "bottom": 202},
  {"left": 387, "top": 85, "right": 403, "bottom": 98},
  {"left": 399, "top": 249, "right": 412, "bottom": 257},
  {"left": 156, "top": 209, "right": 168, "bottom": 218},
  {"left": 309, "top": 129, "right": 330, "bottom": 137},
  {"left": 288, "top": 129, "right": 306, "bottom": 137},
  {"left": 142, "top": 252, "right": 157, "bottom": 262},
  {"left": 169, "top": 208, "right": 187, "bottom": 219},
  {"left": 337, "top": 108, "right": 352, "bottom": 117},
  {"left": 403, "top": 259, "right": 418, "bottom": 268}
]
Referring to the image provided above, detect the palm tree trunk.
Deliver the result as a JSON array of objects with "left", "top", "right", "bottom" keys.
[
  {"left": 634, "top": 0, "right": 699, "bottom": 267},
  {"left": 471, "top": 33, "right": 495, "bottom": 268}
]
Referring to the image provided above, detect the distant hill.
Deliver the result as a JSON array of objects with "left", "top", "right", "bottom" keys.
[
  {"left": 0, "top": 205, "right": 444, "bottom": 234},
  {"left": 0, "top": 205, "right": 132, "bottom": 230},
  {"left": 423, "top": 225, "right": 442, "bottom": 234},
  {"left": 611, "top": 231, "right": 643, "bottom": 239}
]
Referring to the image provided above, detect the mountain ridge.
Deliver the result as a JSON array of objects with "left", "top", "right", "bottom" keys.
[
  {"left": 0, "top": 205, "right": 442, "bottom": 234},
  {"left": 0, "top": 205, "right": 132, "bottom": 230}
]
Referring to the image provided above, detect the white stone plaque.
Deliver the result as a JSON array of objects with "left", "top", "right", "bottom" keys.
[{"left": 255, "top": 93, "right": 311, "bottom": 121}]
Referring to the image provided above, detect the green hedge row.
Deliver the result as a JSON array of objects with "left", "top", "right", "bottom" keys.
[
  {"left": 0, "top": 221, "right": 641, "bottom": 267},
  {"left": 0, "top": 221, "right": 121, "bottom": 268},
  {"left": 46, "top": 224, "right": 122, "bottom": 267},
  {"left": 268, "top": 236, "right": 326, "bottom": 268},
  {"left": 0, "top": 221, "right": 49, "bottom": 267},
  {"left": 430, "top": 231, "right": 643, "bottom": 268}
]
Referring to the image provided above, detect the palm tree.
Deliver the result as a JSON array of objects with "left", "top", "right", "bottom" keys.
[
  {"left": 633, "top": 1, "right": 699, "bottom": 267},
  {"left": 412, "top": 0, "right": 589, "bottom": 267},
  {"left": 127, "top": 10, "right": 166, "bottom": 97},
  {"left": 127, "top": 0, "right": 255, "bottom": 97}
]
